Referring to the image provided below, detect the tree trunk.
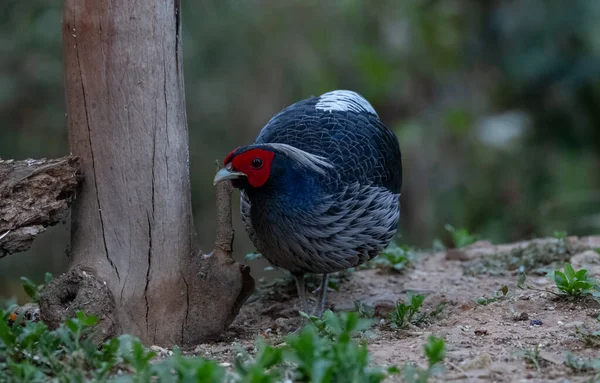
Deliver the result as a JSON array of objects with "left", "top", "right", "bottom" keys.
[{"left": 39, "top": 0, "right": 254, "bottom": 346}]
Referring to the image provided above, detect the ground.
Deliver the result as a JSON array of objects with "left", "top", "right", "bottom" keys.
[{"left": 188, "top": 236, "right": 600, "bottom": 382}]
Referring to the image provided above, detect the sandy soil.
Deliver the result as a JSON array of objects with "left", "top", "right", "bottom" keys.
[{"left": 189, "top": 235, "right": 600, "bottom": 382}]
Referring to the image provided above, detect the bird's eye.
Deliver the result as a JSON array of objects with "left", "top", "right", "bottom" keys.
[{"left": 251, "top": 157, "right": 263, "bottom": 169}]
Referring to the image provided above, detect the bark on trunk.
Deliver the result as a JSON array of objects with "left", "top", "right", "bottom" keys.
[{"left": 39, "top": 0, "right": 254, "bottom": 346}]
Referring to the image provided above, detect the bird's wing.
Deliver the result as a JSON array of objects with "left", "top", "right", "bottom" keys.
[{"left": 255, "top": 90, "right": 402, "bottom": 194}]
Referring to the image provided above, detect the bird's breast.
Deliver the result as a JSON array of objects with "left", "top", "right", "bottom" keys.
[{"left": 241, "top": 183, "right": 400, "bottom": 274}]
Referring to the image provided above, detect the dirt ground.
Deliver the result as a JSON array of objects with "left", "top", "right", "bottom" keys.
[{"left": 184, "top": 236, "right": 600, "bottom": 382}]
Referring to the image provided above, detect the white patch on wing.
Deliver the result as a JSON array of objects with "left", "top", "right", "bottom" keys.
[
  {"left": 315, "top": 90, "right": 378, "bottom": 116},
  {"left": 266, "top": 143, "right": 334, "bottom": 175}
]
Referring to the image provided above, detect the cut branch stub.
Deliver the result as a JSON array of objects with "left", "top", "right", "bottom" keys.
[
  {"left": 0, "top": 156, "right": 81, "bottom": 257},
  {"left": 181, "top": 165, "right": 255, "bottom": 344},
  {"left": 214, "top": 161, "right": 235, "bottom": 254}
]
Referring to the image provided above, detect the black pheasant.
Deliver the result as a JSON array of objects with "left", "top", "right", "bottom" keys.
[{"left": 214, "top": 90, "right": 402, "bottom": 317}]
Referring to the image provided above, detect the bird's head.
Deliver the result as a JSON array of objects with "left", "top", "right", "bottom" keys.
[
  {"left": 213, "top": 146, "right": 275, "bottom": 188},
  {"left": 213, "top": 143, "right": 334, "bottom": 191}
]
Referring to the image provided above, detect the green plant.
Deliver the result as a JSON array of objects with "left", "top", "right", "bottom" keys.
[
  {"left": 523, "top": 345, "right": 542, "bottom": 370},
  {"left": 363, "top": 243, "right": 416, "bottom": 273},
  {"left": 1, "top": 277, "right": 401, "bottom": 382},
  {"left": 401, "top": 336, "right": 446, "bottom": 383},
  {"left": 156, "top": 349, "right": 226, "bottom": 383},
  {"left": 552, "top": 230, "right": 568, "bottom": 240},
  {"left": 388, "top": 294, "right": 445, "bottom": 330},
  {"left": 0, "top": 304, "right": 231, "bottom": 382},
  {"left": 389, "top": 294, "right": 425, "bottom": 329},
  {"left": 20, "top": 272, "right": 52, "bottom": 303},
  {"left": 476, "top": 285, "right": 509, "bottom": 306},
  {"left": 547, "top": 263, "right": 599, "bottom": 299},
  {"left": 1, "top": 309, "right": 117, "bottom": 381},
  {"left": 287, "top": 311, "right": 395, "bottom": 383},
  {"left": 517, "top": 266, "right": 527, "bottom": 289},
  {"left": 564, "top": 352, "right": 600, "bottom": 373},
  {"left": 576, "top": 327, "right": 600, "bottom": 348},
  {"left": 444, "top": 224, "right": 479, "bottom": 248},
  {"left": 233, "top": 338, "right": 283, "bottom": 382},
  {"left": 354, "top": 300, "right": 375, "bottom": 319},
  {"left": 300, "top": 310, "right": 372, "bottom": 340}
]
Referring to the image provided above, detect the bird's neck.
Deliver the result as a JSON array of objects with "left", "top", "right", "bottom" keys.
[{"left": 245, "top": 165, "right": 324, "bottom": 216}]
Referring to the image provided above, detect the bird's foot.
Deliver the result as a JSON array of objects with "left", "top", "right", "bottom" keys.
[
  {"left": 289, "top": 309, "right": 313, "bottom": 335},
  {"left": 311, "top": 284, "right": 333, "bottom": 295}
]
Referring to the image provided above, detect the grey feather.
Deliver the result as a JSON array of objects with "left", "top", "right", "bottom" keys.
[{"left": 241, "top": 183, "right": 400, "bottom": 274}]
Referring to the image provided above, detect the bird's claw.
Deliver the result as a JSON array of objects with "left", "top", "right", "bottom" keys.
[{"left": 312, "top": 285, "right": 331, "bottom": 295}]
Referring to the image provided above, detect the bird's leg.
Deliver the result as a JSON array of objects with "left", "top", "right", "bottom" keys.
[
  {"left": 312, "top": 273, "right": 329, "bottom": 318},
  {"left": 293, "top": 273, "right": 309, "bottom": 314}
]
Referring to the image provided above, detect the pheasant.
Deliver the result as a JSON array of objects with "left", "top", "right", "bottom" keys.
[{"left": 214, "top": 90, "right": 402, "bottom": 317}]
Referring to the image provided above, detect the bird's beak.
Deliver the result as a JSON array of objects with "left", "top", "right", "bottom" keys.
[{"left": 213, "top": 164, "right": 247, "bottom": 185}]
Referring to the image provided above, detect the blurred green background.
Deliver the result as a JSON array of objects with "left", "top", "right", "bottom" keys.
[{"left": 2, "top": 0, "right": 600, "bottom": 301}]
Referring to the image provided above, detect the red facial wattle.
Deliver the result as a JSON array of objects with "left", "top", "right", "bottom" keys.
[{"left": 228, "top": 148, "right": 275, "bottom": 188}]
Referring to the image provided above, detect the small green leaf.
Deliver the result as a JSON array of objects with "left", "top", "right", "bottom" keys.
[
  {"left": 553, "top": 271, "right": 567, "bottom": 287},
  {"left": 564, "top": 263, "right": 576, "bottom": 282},
  {"left": 572, "top": 281, "right": 593, "bottom": 292},
  {"left": 517, "top": 270, "right": 527, "bottom": 289},
  {"left": 65, "top": 319, "right": 78, "bottom": 333},
  {"left": 410, "top": 294, "right": 425, "bottom": 310},
  {"left": 20, "top": 277, "right": 40, "bottom": 303},
  {"left": 574, "top": 269, "right": 588, "bottom": 281},
  {"left": 553, "top": 231, "right": 568, "bottom": 240},
  {"left": 424, "top": 336, "right": 445, "bottom": 367},
  {"left": 312, "top": 359, "right": 333, "bottom": 383},
  {"left": 476, "top": 297, "right": 489, "bottom": 305}
]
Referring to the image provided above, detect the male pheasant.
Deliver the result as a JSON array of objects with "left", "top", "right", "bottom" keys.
[{"left": 214, "top": 90, "right": 402, "bottom": 317}]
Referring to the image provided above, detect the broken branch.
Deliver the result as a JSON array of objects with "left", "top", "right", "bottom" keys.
[{"left": 0, "top": 156, "right": 81, "bottom": 257}]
